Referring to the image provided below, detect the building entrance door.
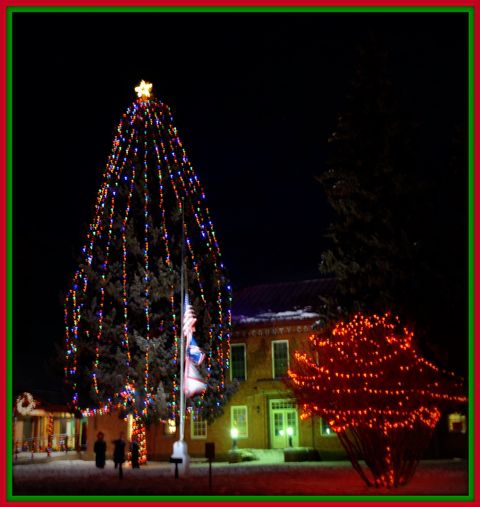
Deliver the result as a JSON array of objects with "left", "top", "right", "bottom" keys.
[{"left": 269, "top": 399, "right": 299, "bottom": 448}]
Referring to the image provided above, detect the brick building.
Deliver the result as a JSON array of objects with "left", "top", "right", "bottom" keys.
[{"left": 136, "top": 278, "right": 344, "bottom": 460}]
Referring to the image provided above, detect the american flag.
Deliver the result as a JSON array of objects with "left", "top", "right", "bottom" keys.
[
  {"left": 187, "top": 336, "right": 205, "bottom": 366},
  {"left": 183, "top": 296, "right": 206, "bottom": 398},
  {"left": 184, "top": 359, "right": 207, "bottom": 398},
  {"left": 183, "top": 303, "right": 197, "bottom": 341}
]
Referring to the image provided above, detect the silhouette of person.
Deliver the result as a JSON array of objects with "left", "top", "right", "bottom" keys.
[
  {"left": 130, "top": 437, "right": 140, "bottom": 469},
  {"left": 93, "top": 432, "right": 106, "bottom": 469},
  {"left": 112, "top": 431, "right": 126, "bottom": 479}
]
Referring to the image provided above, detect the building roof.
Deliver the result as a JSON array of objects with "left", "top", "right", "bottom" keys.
[{"left": 232, "top": 278, "right": 335, "bottom": 325}]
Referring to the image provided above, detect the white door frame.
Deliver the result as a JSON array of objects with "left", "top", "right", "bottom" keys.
[{"left": 269, "top": 398, "right": 299, "bottom": 449}]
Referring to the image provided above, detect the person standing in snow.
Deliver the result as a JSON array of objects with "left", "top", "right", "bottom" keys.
[
  {"left": 93, "top": 432, "right": 106, "bottom": 468},
  {"left": 112, "top": 431, "right": 126, "bottom": 479}
]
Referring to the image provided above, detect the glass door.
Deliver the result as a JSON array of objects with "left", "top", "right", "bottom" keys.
[{"left": 269, "top": 399, "right": 299, "bottom": 448}]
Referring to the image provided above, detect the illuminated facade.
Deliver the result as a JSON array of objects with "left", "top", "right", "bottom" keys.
[
  {"left": 13, "top": 392, "right": 86, "bottom": 458},
  {"left": 199, "top": 278, "right": 345, "bottom": 460}
]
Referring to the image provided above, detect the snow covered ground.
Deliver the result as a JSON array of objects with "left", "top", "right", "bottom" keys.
[{"left": 12, "top": 457, "right": 468, "bottom": 496}]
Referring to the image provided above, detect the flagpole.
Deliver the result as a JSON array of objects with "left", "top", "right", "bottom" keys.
[
  {"left": 171, "top": 200, "right": 190, "bottom": 477},
  {"left": 179, "top": 201, "right": 186, "bottom": 442}
]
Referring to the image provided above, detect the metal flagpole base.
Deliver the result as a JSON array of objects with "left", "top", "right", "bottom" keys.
[{"left": 171, "top": 440, "right": 190, "bottom": 477}]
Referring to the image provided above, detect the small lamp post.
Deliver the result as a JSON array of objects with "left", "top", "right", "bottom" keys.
[
  {"left": 230, "top": 427, "right": 239, "bottom": 451},
  {"left": 286, "top": 427, "right": 293, "bottom": 447}
]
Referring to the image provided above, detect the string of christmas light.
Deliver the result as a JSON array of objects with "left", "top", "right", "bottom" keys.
[
  {"left": 131, "top": 415, "right": 147, "bottom": 465},
  {"left": 142, "top": 103, "right": 152, "bottom": 415},
  {"left": 64, "top": 82, "right": 232, "bottom": 461},
  {"left": 47, "top": 413, "right": 54, "bottom": 451},
  {"left": 288, "top": 313, "right": 466, "bottom": 488},
  {"left": 149, "top": 103, "right": 231, "bottom": 406}
]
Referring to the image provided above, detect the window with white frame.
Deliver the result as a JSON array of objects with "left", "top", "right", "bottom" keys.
[
  {"left": 231, "top": 406, "right": 248, "bottom": 438},
  {"left": 272, "top": 340, "right": 289, "bottom": 378},
  {"left": 191, "top": 412, "right": 207, "bottom": 439},
  {"left": 320, "top": 418, "right": 334, "bottom": 436},
  {"left": 230, "top": 343, "right": 246, "bottom": 381}
]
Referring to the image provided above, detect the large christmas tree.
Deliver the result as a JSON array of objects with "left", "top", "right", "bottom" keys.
[{"left": 64, "top": 81, "right": 235, "bottom": 460}]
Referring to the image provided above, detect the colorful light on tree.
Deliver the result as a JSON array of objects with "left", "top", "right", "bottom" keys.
[
  {"left": 288, "top": 313, "right": 466, "bottom": 488},
  {"left": 64, "top": 81, "right": 233, "bottom": 463}
]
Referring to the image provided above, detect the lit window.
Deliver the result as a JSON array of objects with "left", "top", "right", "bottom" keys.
[
  {"left": 271, "top": 399, "right": 296, "bottom": 410},
  {"left": 448, "top": 413, "right": 466, "bottom": 434},
  {"left": 191, "top": 412, "right": 207, "bottom": 439},
  {"left": 231, "top": 406, "right": 248, "bottom": 438},
  {"left": 165, "top": 419, "right": 176, "bottom": 435},
  {"left": 272, "top": 340, "right": 289, "bottom": 378},
  {"left": 320, "top": 418, "right": 334, "bottom": 436},
  {"left": 230, "top": 344, "right": 246, "bottom": 381}
]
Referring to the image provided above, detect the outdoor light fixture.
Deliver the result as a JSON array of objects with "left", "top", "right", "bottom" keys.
[
  {"left": 286, "top": 427, "right": 294, "bottom": 447},
  {"left": 166, "top": 419, "right": 176, "bottom": 435},
  {"left": 230, "top": 427, "right": 239, "bottom": 450}
]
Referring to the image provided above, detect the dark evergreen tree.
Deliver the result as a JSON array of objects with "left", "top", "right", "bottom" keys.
[
  {"left": 317, "top": 41, "right": 467, "bottom": 374},
  {"left": 318, "top": 43, "right": 417, "bottom": 317}
]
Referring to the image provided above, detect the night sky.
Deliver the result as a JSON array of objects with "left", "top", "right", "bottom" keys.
[{"left": 12, "top": 12, "right": 468, "bottom": 390}]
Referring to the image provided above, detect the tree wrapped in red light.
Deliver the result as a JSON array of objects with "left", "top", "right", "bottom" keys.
[{"left": 288, "top": 313, "right": 466, "bottom": 488}]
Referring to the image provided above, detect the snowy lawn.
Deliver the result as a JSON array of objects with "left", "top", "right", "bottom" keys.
[{"left": 12, "top": 458, "right": 468, "bottom": 496}]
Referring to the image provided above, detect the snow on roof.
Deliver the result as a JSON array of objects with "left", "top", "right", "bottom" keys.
[
  {"left": 235, "top": 307, "right": 319, "bottom": 324},
  {"left": 232, "top": 278, "right": 335, "bottom": 325}
]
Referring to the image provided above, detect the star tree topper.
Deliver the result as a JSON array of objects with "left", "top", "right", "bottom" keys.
[{"left": 135, "top": 80, "right": 153, "bottom": 98}]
